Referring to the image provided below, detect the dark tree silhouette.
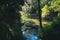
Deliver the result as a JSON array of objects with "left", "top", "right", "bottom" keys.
[
  {"left": 0, "top": 0, "right": 25, "bottom": 40},
  {"left": 37, "top": 0, "right": 44, "bottom": 40}
]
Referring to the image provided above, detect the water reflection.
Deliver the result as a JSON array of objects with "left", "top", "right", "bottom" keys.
[{"left": 22, "top": 27, "right": 41, "bottom": 40}]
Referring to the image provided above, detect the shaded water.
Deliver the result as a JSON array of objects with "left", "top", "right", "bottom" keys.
[{"left": 21, "top": 27, "right": 41, "bottom": 40}]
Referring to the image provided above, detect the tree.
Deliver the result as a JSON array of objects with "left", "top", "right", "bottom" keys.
[
  {"left": 0, "top": 0, "right": 25, "bottom": 40},
  {"left": 37, "top": 0, "right": 45, "bottom": 40}
]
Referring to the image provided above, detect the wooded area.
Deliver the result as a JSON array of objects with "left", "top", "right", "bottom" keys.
[{"left": 0, "top": 0, "right": 60, "bottom": 40}]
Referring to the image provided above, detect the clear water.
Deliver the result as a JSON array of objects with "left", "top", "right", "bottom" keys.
[{"left": 22, "top": 29, "right": 41, "bottom": 40}]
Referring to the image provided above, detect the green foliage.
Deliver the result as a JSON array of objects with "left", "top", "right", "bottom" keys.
[
  {"left": 43, "top": 13, "right": 60, "bottom": 40},
  {"left": 42, "top": 0, "right": 60, "bottom": 38},
  {"left": 50, "top": 0, "right": 60, "bottom": 11},
  {"left": 44, "top": 13, "right": 60, "bottom": 29},
  {"left": 42, "top": 5, "right": 49, "bottom": 17},
  {"left": 21, "top": 11, "right": 29, "bottom": 20}
]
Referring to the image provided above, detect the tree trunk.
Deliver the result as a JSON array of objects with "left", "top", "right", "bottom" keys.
[
  {"left": 0, "top": 0, "right": 25, "bottom": 40},
  {"left": 37, "top": 0, "right": 44, "bottom": 39}
]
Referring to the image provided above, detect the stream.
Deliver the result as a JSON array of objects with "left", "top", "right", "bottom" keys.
[{"left": 21, "top": 27, "right": 42, "bottom": 40}]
